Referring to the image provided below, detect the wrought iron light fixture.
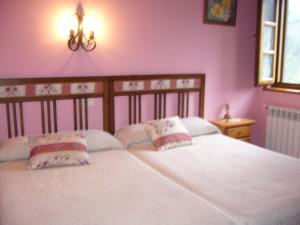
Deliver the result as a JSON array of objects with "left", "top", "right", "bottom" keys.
[{"left": 68, "top": 12, "right": 96, "bottom": 52}]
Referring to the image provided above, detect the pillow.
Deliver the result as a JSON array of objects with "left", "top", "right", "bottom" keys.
[
  {"left": 0, "top": 136, "right": 30, "bottom": 162},
  {"left": 114, "top": 117, "right": 220, "bottom": 148},
  {"left": 181, "top": 117, "right": 220, "bottom": 137},
  {"left": 80, "top": 130, "right": 124, "bottom": 152},
  {"left": 31, "top": 130, "right": 124, "bottom": 153},
  {"left": 0, "top": 130, "right": 122, "bottom": 163},
  {"left": 28, "top": 133, "right": 90, "bottom": 170},
  {"left": 146, "top": 116, "right": 192, "bottom": 151},
  {"left": 114, "top": 123, "right": 152, "bottom": 148}
]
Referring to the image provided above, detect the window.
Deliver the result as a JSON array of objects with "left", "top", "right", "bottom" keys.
[{"left": 256, "top": 0, "right": 300, "bottom": 91}]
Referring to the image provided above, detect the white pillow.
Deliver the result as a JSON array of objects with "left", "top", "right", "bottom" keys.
[
  {"left": 0, "top": 130, "right": 123, "bottom": 163},
  {"left": 114, "top": 124, "right": 151, "bottom": 148},
  {"left": 0, "top": 136, "right": 30, "bottom": 162},
  {"left": 80, "top": 130, "right": 124, "bottom": 152},
  {"left": 181, "top": 117, "right": 220, "bottom": 137}
]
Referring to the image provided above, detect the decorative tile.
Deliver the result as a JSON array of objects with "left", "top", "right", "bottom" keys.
[
  {"left": 150, "top": 80, "right": 171, "bottom": 90},
  {"left": 35, "top": 84, "right": 62, "bottom": 96},
  {"left": 71, "top": 83, "right": 95, "bottom": 94},
  {"left": 122, "top": 81, "right": 144, "bottom": 91},
  {"left": 176, "top": 79, "right": 195, "bottom": 89},
  {"left": 95, "top": 82, "right": 103, "bottom": 94},
  {"left": 114, "top": 78, "right": 201, "bottom": 92},
  {"left": 0, "top": 82, "right": 104, "bottom": 99},
  {"left": 195, "top": 79, "right": 201, "bottom": 88},
  {"left": 0, "top": 85, "right": 26, "bottom": 97}
]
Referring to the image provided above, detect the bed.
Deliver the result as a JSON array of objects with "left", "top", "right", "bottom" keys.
[
  {"left": 0, "top": 75, "right": 237, "bottom": 225},
  {"left": 108, "top": 75, "right": 300, "bottom": 225},
  {"left": 0, "top": 149, "right": 237, "bottom": 225},
  {"left": 2, "top": 74, "right": 300, "bottom": 225},
  {"left": 128, "top": 133, "right": 300, "bottom": 225}
]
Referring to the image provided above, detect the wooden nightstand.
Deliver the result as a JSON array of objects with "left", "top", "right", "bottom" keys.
[{"left": 211, "top": 119, "right": 255, "bottom": 142}]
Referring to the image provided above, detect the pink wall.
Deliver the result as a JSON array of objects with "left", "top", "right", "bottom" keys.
[{"left": 0, "top": 0, "right": 260, "bottom": 140}]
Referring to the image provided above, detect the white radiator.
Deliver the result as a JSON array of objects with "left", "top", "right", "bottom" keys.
[{"left": 266, "top": 106, "right": 300, "bottom": 158}]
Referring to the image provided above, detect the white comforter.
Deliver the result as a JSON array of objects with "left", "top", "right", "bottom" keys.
[
  {"left": 129, "top": 134, "right": 300, "bottom": 225},
  {"left": 0, "top": 149, "right": 235, "bottom": 225}
]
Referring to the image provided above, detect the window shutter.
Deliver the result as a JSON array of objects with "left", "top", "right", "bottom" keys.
[{"left": 256, "top": 0, "right": 280, "bottom": 86}]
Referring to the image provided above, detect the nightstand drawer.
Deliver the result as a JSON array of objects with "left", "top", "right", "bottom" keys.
[
  {"left": 211, "top": 118, "right": 255, "bottom": 142},
  {"left": 226, "top": 126, "right": 251, "bottom": 138}
]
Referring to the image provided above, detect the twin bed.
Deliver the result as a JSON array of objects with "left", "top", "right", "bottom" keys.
[
  {"left": 129, "top": 133, "right": 300, "bottom": 225},
  {"left": 0, "top": 150, "right": 236, "bottom": 225},
  {"left": 0, "top": 74, "right": 299, "bottom": 225}
]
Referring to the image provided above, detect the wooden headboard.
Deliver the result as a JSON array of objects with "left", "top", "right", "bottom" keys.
[
  {"left": 109, "top": 74, "right": 205, "bottom": 132},
  {"left": 0, "top": 77, "right": 109, "bottom": 138},
  {"left": 0, "top": 74, "right": 205, "bottom": 138}
]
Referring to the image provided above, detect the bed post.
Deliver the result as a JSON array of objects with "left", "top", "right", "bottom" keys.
[
  {"left": 106, "top": 78, "right": 115, "bottom": 134},
  {"left": 199, "top": 74, "right": 205, "bottom": 118},
  {"left": 103, "top": 78, "right": 111, "bottom": 133}
]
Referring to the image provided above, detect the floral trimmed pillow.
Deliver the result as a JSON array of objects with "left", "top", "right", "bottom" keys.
[
  {"left": 28, "top": 133, "right": 90, "bottom": 170},
  {"left": 146, "top": 116, "right": 192, "bottom": 151}
]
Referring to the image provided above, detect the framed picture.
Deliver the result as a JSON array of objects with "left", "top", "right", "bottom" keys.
[{"left": 203, "top": 0, "right": 237, "bottom": 26}]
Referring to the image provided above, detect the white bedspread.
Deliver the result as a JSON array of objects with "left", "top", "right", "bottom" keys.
[
  {"left": 129, "top": 134, "right": 300, "bottom": 225},
  {"left": 0, "top": 149, "right": 235, "bottom": 225}
]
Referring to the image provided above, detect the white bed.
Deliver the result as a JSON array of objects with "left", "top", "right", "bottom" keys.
[
  {"left": 129, "top": 134, "right": 300, "bottom": 225},
  {"left": 0, "top": 149, "right": 236, "bottom": 225}
]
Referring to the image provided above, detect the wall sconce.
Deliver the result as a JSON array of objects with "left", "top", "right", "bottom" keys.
[{"left": 68, "top": 12, "right": 96, "bottom": 52}]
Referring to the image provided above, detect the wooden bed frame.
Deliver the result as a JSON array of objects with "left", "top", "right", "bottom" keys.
[
  {"left": 0, "top": 74, "right": 205, "bottom": 138},
  {"left": 109, "top": 74, "right": 205, "bottom": 132}
]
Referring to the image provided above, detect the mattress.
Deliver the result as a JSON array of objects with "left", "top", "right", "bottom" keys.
[
  {"left": 0, "top": 149, "right": 235, "bottom": 225},
  {"left": 129, "top": 134, "right": 300, "bottom": 225}
]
